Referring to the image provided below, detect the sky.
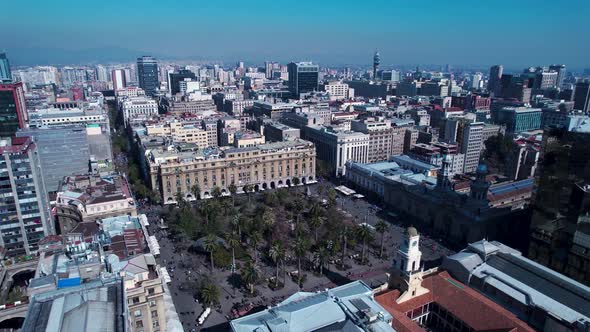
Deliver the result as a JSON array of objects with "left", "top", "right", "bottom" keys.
[{"left": 1, "top": 0, "right": 589, "bottom": 68}]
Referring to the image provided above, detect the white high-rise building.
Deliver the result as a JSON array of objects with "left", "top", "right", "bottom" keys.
[
  {"left": 111, "top": 69, "right": 127, "bottom": 90},
  {"left": 471, "top": 72, "right": 483, "bottom": 89},
  {"left": 95, "top": 65, "right": 109, "bottom": 82}
]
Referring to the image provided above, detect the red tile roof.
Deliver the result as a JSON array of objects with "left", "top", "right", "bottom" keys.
[{"left": 375, "top": 271, "right": 534, "bottom": 332}]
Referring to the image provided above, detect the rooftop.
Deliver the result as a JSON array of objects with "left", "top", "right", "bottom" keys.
[
  {"left": 231, "top": 280, "right": 395, "bottom": 332},
  {"left": 22, "top": 277, "right": 125, "bottom": 332},
  {"left": 375, "top": 270, "right": 534, "bottom": 332},
  {"left": 443, "top": 240, "right": 590, "bottom": 326}
]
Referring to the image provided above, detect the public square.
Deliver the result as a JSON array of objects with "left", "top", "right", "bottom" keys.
[{"left": 139, "top": 181, "right": 453, "bottom": 331}]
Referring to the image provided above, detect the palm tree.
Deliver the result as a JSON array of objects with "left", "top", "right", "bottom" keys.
[
  {"left": 200, "top": 200, "right": 218, "bottom": 225},
  {"left": 175, "top": 192, "right": 185, "bottom": 207},
  {"left": 356, "top": 225, "right": 373, "bottom": 264},
  {"left": 240, "top": 261, "right": 260, "bottom": 294},
  {"left": 191, "top": 184, "right": 201, "bottom": 201},
  {"left": 292, "top": 177, "right": 300, "bottom": 193},
  {"left": 228, "top": 183, "right": 238, "bottom": 206},
  {"left": 225, "top": 232, "right": 240, "bottom": 275},
  {"left": 268, "top": 242, "right": 285, "bottom": 287},
  {"left": 249, "top": 231, "right": 262, "bottom": 264},
  {"left": 308, "top": 213, "right": 323, "bottom": 244},
  {"left": 339, "top": 226, "right": 350, "bottom": 267},
  {"left": 293, "top": 237, "right": 309, "bottom": 286},
  {"left": 313, "top": 246, "right": 330, "bottom": 275},
  {"left": 262, "top": 208, "right": 276, "bottom": 230},
  {"left": 375, "top": 221, "right": 389, "bottom": 258},
  {"left": 211, "top": 186, "right": 222, "bottom": 199},
  {"left": 327, "top": 188, "right": 337, "bottom": 207},
  {"left": 230, "top": 213, "right": 243, "bottom": 238},
  {"left": 203, "top": 234, "right": 219, "bottom": 271},
  {"left": 243, "top": 184, "right": 253, "bottom": 204},
  {"left": 199, "top": 281, "right": 220, "bottom": 307},
  {"left": 292, "top": 198, "right": 304, "bottom": 225}
]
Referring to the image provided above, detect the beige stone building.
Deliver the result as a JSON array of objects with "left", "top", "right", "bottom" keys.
[
  {"left": 146, "top": 139, "right": 316, "bottom": 203},
  {"left": 120, "top": 255, "right": 167, "bottom": 332}
]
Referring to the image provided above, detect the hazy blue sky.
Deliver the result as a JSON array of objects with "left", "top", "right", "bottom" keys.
[{"left": 2, "top": 0, "right": 589, "bottom": 68}]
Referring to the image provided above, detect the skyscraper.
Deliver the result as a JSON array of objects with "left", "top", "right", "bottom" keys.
[
  {"left": 549, "top": 64, "right": 566, "bottom": 88},
  {"left": 488, "top": 65, "right": 503, "bottom": 96},
  {"left": 111, "top": 69, "right": 127, "bottom": 91},
  {"left": 287, "top": 62, "right": 319, "bottom": 98},
  {"left": 137, "top": 56, "right": 159, "bottom": 96},
  {"left": 169, "top": 69, "right": 196, "bottom": 95},
  {"left": 95, "top": 65, "right": 109, "bottom": 82},
  {"left": 574, "top": 80, "right": 590, "bottom": 112},
  {"left": 373, "top": 50, "right": 380, "bottom": 80},
  {"left": 0, "top": 82, "right": 27, "bottom": 138},
  {"left": 0, "top": 52, "right": 11, "bottom": 82},
  {"left": 0, "top": 136, "right": 53, "bottom": 256}
]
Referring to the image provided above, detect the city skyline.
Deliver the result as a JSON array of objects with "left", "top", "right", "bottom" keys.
[{"left": 2, "top": 0, "right": 589, "bottom": 68}]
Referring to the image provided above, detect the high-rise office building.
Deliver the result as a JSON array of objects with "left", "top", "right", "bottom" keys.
[
  {"left": 287, "top": 62, "right": 319, "bottom": 98},
  {"left": 373, "top": 50, "right": 380, "bottom": 80},
  {"left": 471, "top": 72, "right": 483, "bottom": 89},
  {"left": 549, "top": 64, "right": 566, "bottom": 88},
  {"left": 95, "top": 65, "right": 109, "bottom": 82},
  {"left": 137, "top": 56, "right": 159, "bottom": 96},
  {"left": 0, "top": 52, "right": 12, "bottom": 82},
  {"left": 574, "top": 80, "right": 590, "bottom": 112},
  {"left": 169, "top": 69, "right": 196, "bottom": 95},
  {"left": 16, "top": 126, "right": 91, "bottom": 192},
  {"left": 454, "top": 120, "right": 484, "bottom": 173},
  {"left": 111, "top": 69, "right": 127, "bottom": 90},
  {"left": 488, "top": 65, "right": 503, "bottom": 96},
  {"left": 0, "top": 82, "right": 27, "bottom": 138},
  {"left": 0, "top": 136, "right": 53, "bottom": 256}
]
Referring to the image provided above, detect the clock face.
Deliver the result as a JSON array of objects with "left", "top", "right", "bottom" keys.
[{"left": 412, "top": 241, "right": 417, "bottom": 247}]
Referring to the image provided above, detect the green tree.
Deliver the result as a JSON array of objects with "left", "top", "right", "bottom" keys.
[
  {"left": 191, "top": 184, "right": 201, "bottom": 200},
  {"left": 375, "top": 221, "right": 389, "bottom": 258},
  {"left": 249, "top": 231, "right": 262, "bottom": 264},
  {"left": 269, "top": 241, "right": 285, "bottom": 287},
  {"left": 313, "top": 246, "right": 330, "bottom": 275},
  {"left": 339, "top": 226, "right": 350, "bottom": 267},
  {"left": 228, "top": 183, "right": 238, "bottom": 206},
  {"left": 293, "top": 236, "right": 310, "bottom": 286},
  {"left": 203, "top": 234, "right": 219, "bottom": 271},
  {"left": 292, "top": 198, "right": 304, "bottom": 225},
  {"left": 308, "top": 212, "right": 324, "bottom": 244},
  {"left": 356, "top": 225, "right": 373, "bottom": 263},
  {"left": 230, "top": 213, "right": 243, "bottom": 238},
  {"left": 292, "top": 177, "right": 300, "bottom": 193},
  {"left": 240, "top": 261, "right": 260, "bottom": 294},
  {"left": 225, "top": 232, "right": 240, "bottom": 276},
  {"left": 264, "top": 191, "right": 278, "bottom": 207},
  {"left": 327, "top": 188, "right": 337, "bottom": 207},
  {"left": 175, "top": 192, "right": 185, "bottom": 207},
  {"left": 211, "top": 186, "right": 222, "bottom": 199},
  {"left": 262, "top": 208, "right": 276, "bottom": 230},
  {"left": 243, "top": 184, "right": 253, "bottom": 204},
  {"left": 199, "top": 281, "right": 220, "bottom": 307}
]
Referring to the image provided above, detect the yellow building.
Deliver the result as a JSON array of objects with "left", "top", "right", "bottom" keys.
[{"left": 146, "top": 139, "right": 316, "bottom": 203}]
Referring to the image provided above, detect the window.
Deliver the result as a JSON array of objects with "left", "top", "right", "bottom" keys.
[
  {"left": 134, "top": 310, "right": 142, "bottom": 317},
  {"left": 151, "top": 310, "right": 158, "bottom": 318},
  {"left": 133, "top": 297, "right": 140, "bottom": 304},
  {"left": 148, "top": 288, "right": 155, "bottom": 295},
  {"left": 136, "top": 320, "right": 143, "bottom": 328},
  {"left": 149, "top": 300, "right": 157, "bottom": 307}
]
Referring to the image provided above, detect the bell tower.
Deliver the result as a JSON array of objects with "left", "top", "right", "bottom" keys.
[{"left": 391, "top": 227, "right": 430, "bottom": 303}]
